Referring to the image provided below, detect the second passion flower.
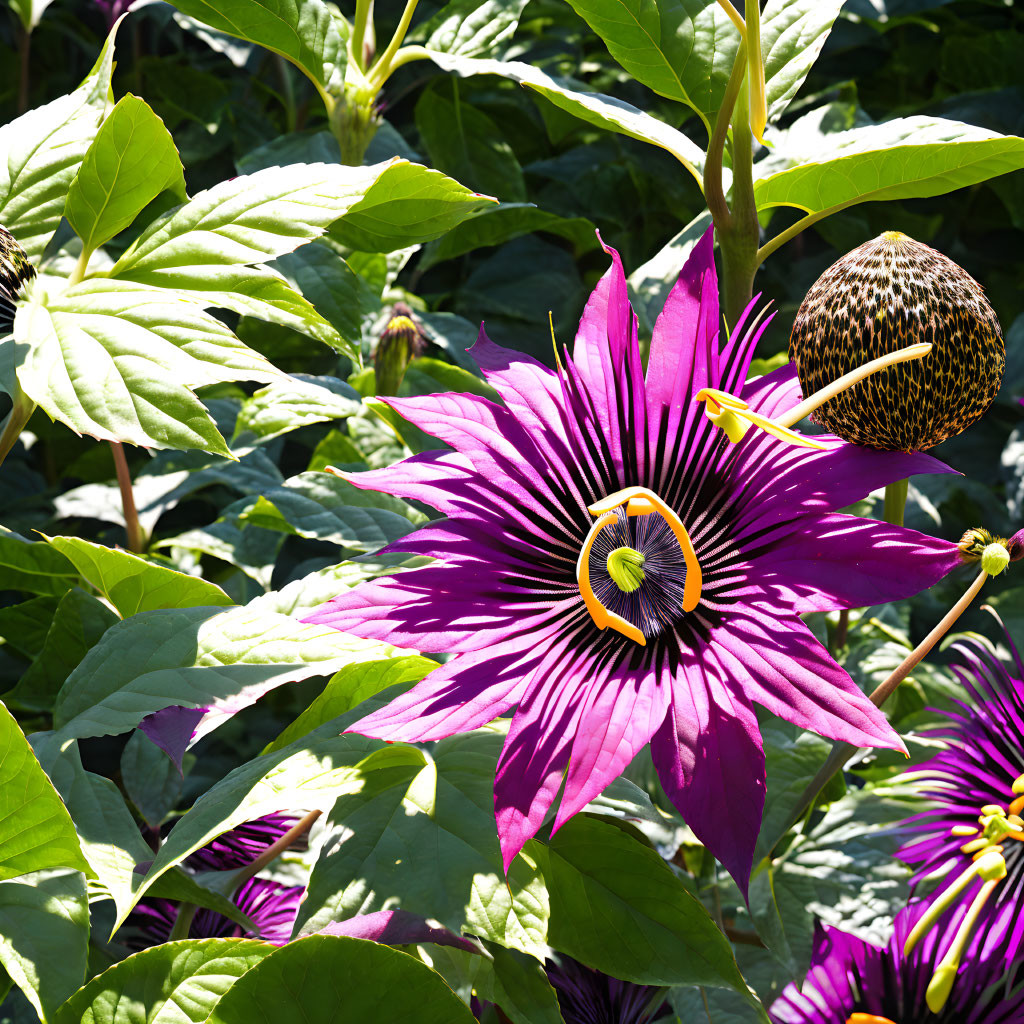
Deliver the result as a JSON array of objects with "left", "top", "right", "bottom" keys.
[{"left": 305, "top": 228, "right": 962, "bottom": 891}]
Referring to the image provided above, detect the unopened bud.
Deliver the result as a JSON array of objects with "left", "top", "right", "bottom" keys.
[
  {"left": 981, "top": 543, "right": 1010, "bottom": 577},
  {"left": 374, "top": 303, "right": 426, "bottom": 396},
  {"left": 1007, "top": 529, "right": 1024, "bottom": 563}
]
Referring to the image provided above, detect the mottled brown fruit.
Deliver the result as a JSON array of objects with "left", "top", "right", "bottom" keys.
[
  {"left": 788, "top": 231, "right": 1004, "bottom": 451},
  {"left": 0, "top": 225, "right": 35, "bottom": 334}
]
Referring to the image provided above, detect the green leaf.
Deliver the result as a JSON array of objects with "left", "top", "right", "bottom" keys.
[
  {"left": 4, "top": 588, "right": 118, "bottom": 713},
  {"left": 31, "top": 733, "right": 255, "bottom": 934},
  {"left": 52, "top": 602, "right": 400, "bottom": 745},
  {"left": 109, "top": 162, "right": 389, "bottom": 283},
  {"left": 755, "top": 116, "right": 1024, "bottom": 216},
  {"left": 166, "top": 0, "right": 345, "bottom": 98},
  {"left": 762, "top": 783, "right": 918, "bottom": 974},
  {"left": 44, "top": 536, "right": 233, "bottom": 617},
  {"left": 154, "top": 519, "right": 284, "bottom": 591},
  {"left": 120, "top": 730, "right": 182, "bottom": 830},
  {"left": 206, "top": 935, "right": 476, "bottom": 1024},
  {"left": 236, "top": 471, "right": 422, "bottom": 551},
  {"left": 297, "top": 729, "right": 550, "bottom": 959},
  {"left": 411, "top": 0, "right": 530, "bottom": 57},
  {"left": 117, "top": 721, "right": 388, "bottom": 930},
  {"left": 271, "top": 243, "right": 382, "bottom": 354},
  {"left": 0, "top": 701, "right": 90, "bottom": 882},
  {"left": 52, "top": 938, "right": 271, "bottom": 1024},
  {"left": 14, "top": 279, "right": 282, "bottom": 455},
  {"left": 328, "top": 159, "right": 497, "bottom": 253},
  {"left": 424, "top": 52, "right": 706, "bottom": 186},
  {"left": 150, "top": 265, "right": 352, "bottom": 359},
  {"left": 0, "top": 871, "right": 88, "bottom": 1023},
  {"left": 419, "top": 203, "right": 600, "bottom": 271},
  {"left": 540, "top": 816, "right": 750, "bottom": 993},
  {"left": 264, "top": 656, "right": 434, "bottom": 754},
  {"left": 65, "top": 94, "right": 186, "bottom": 255},
  {"left": 0, "top": 530, "right": 78, "bottom": 597},
  {"left": 415, "top": 81, "right": 526, "bottom": 201},
  {"left": 474, "top": 941, "right": 565, "bottom": 1024},
  {"left": 0, "top": 26, "right": 116, "bottom": 258},
  {"left": 562, "top": 0, "right": 846, "bottom": 133},
  {"left": 233, "top": 375, "right": 361, "bottom": 444},
  {"left": 0, "top": 595, "right": 59, "bottom": 660}
]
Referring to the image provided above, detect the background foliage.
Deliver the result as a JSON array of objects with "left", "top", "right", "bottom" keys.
[{"left": 0, "top": 0, "right": 1021, "bottom": 1021}]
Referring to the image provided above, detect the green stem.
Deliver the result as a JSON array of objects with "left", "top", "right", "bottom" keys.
[
  {"left": 168, "top": 903, "right": 197, "bottom": 941},
  {"left": 380, "top": 44, "right": 432, "bottom": 75},
  {"left": 756, "top": 207, "right": 846, "bottom": 267},
  {"left": 110, "top": 442, "right": 144, "bottom": 553},
  {"left": 68, "top": 247, "right": 92, "bottom": 286},
  {"left": 717, "top": 72, "right": 760, "bottom": 329},
  {"left": 883, "top": 479, "right": 908, "bottom": 527},
  {"left": 350, "top": 0, "right": 372, "bottom": 71},
  {"left": 368, "top": 0, "right": 420, "bottom": 88},
  {"left": 705, "top": 39, "right": 747, "bottom": 231},
  {"left": 0, "top": 391, "right": 36, "bottom": 469}
]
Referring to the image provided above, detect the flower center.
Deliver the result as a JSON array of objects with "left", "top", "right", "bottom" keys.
[
  {"left": 606, "top": 547, "right": 645, "bottom": 593},
  {"left": 576, "top": 487, "right": 701, "bottom": 647}
]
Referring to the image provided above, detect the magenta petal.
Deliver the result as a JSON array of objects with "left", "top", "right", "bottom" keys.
[
  {"left": 139, "top": 705, "right": 205, "bottom": 772},
  {"left": 494, "top": 639, "right": 597, "bottom": 871},
  {"left": 650, "top": 651, "right": 765, "bottom": 895},
  {"left": 347, "top": 633, "right": 542, "bottom": 742},
  {"left": 317, "top": 910, "right": 478, "bottom": 952},
  {"left": 710, "top": 608, "right": 905, "bottom": 752},
  {"left": 554, "top": 658, "right": 671, "bottom": 832},
  {"left": 744, "top": 513, "right": 962, "bottom": 613},
  {"left": 302, "top": 564, "right": 569, "bottom": 654}
]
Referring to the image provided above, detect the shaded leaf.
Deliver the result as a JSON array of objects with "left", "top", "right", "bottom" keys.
[
  {"left": 205, "top": 935, "right": 476, "bottom": 1024},
  {"left": 52, "top": 938, "right": 271, "bottom": 1024}
]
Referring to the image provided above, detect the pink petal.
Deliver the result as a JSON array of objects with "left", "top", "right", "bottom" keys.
[{"left": 650, "top": 646, "right": 765, "bottom": 894}]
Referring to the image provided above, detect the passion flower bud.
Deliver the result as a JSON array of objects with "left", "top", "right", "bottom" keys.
[
  {"left": 0, "top": 225, "right": 35, "bottom": 334},
  {"left": 789, "top": 232, "right": 1004, "bottom": 451},
  {"left": 374, "top": 302, "right": 426, "bottom": 396}
]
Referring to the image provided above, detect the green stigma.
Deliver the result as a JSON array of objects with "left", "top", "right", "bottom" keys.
[
  {"left": 981, "top": 542, "right": 1010, "bottom": 576},
  {"left": 607, "top": 547, "right": 645, "bottom": 593}
]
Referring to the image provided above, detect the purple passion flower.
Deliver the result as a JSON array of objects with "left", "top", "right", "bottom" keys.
[
  {"left": 769, "top": 903, "right": 1024, "bottom": 1024},
  {"left": 545, "top": 956, "right": 671, "bottom": 1024},
  {"left": 305, "top": 229, "right": 961, "bottom": 890},
  {"left": 899, "top": 634, "right": 1024, "bottom": 967},
  {"left": 126, "top": 813, "right": 303, "bottom": 948}
]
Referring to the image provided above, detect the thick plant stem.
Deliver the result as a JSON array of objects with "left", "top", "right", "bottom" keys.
[
  {"left": 884, "top": 479, "right": 908, "bottom": 527},
  {"left": 705, "top": 40, "right": 747, "bottom": 231},
  {"left": 716, "top": 75, "right": 760, "bottom": 329},
  {"left": 781, "top": 567, "right": 991, "bottom": 836},
  {"left": 111, "top": 442, "right": 144, "bottom": 553}
]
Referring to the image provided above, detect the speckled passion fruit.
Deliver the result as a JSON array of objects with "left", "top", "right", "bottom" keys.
[
  {"left": 0, "top": 225, "right": 34, "bottom": 334},
  {"left": 788, "top": 231, "right": 1004, "bottom": 452}
]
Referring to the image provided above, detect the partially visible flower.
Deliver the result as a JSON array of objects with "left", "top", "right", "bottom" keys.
[
  {"left": 125, "top": 813, "right": 303, "bottom": 949},
  {"left": 898, "top": 635, "right": 1024, "bottom": 974},
  {"left": 93, "top": 0, "right": 132, "bottom": 29},
  {"left": 545, "top": 956, "right": 671, "bottom": 1024},
  {"left": 0, "top": 226, "right": 34, "bottom": 335},
  {"left": 789, "top": 232, "right": 1004, "bottom": 451},
  {"left": 770, "top": 904, "right": 1024, "bottom": 1023},
  {"left": 306, "top": 228, "right": 962, "bottom": 891}
]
